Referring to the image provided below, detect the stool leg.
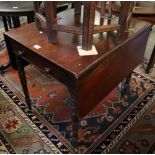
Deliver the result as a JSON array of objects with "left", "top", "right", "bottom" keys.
[
  {"left": 145, "top": 45, "right": 155, "bottom": 74},
  {"left": 44, "top": 2, "right": 57, "bottom": 43},
  {"left": 100, "top": 2, "right": 106, "bottom": 25},
  {"left": 82, "top": 2, "right": 96, "bottom": 50},
  {"left": 74, "top": 2, "right": 81, "bottom": 14},
  {"left": 107, "top": 1, "right": 112, "bottom": 25},
  {"left": 117, "top": 2, "right": 132, "bottom": 42}
]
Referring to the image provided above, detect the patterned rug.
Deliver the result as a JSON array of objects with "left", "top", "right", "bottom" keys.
[
  {"left": 110, "top": 99, "right": 155, "bottom": 154},
  {"left": 0, "top": 85, "right": 59, "bottom": 154},
  {"left": 109, "top": 67, "right": 155, "bottom": 154},
  {"left": 0, "top": 64, "right": 155, "bottom": 153}
]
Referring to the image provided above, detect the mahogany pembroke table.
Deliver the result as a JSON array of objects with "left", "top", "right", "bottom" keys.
[{"left": 4, "top": 8, "right": 151, "bottom": 152}]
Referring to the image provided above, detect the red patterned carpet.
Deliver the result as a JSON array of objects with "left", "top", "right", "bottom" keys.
[
  {"left": 1, "top": 21, "right": 155, "bottom": 153},
  {"left": 0, "top": 63, "right": 155, "bottom": 153}
]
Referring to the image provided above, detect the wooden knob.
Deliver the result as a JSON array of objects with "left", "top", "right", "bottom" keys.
[
  {"left": 17, "top": 50, "right": 25, "bottom": 56},
  {"left": 44, "top": 67, "right": 51, "bottom": 73}
]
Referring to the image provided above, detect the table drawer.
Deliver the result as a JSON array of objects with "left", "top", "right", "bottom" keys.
[{"left": 10, "top": 40, "right": 71, "bottom": 88}]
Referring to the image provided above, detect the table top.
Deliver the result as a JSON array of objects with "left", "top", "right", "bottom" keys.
[
  {"left": 4, "top": 9, "right": 151, "bottom": 78},
  {"left": 0, "top": 2, "right": 33, "bottom": 13}
]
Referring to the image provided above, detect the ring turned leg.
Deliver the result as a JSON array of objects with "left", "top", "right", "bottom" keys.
[
  {"left": 121, "top": 72, "right": 132, "bottom": 97},
  {"left": 70, "top": 93, "right": 79, "bottom": 153},
  {"left": 15, "top": 51, "right": 32, "bottom": 110}
]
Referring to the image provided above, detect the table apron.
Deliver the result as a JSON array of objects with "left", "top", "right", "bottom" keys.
[{"left": 7, "top": 39, "right": 73, "bottom": 89}]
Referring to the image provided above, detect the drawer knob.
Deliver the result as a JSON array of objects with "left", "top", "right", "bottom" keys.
[
  {"left": 44, "top": 67, "right": 51, "bottom": 73},
  {"left": 17, "top": 50, "right": 25, "bottom": 56}
]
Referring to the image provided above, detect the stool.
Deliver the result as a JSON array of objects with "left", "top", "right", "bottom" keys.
[{"left": 34, "top": 1, "right": 133, "bottom": 51}]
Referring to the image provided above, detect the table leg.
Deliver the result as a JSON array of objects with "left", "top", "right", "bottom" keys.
[
  {"left": 121, "top": 72, "right": 132, "bottom": 97},
  {"left": 145, "top": 45, "right": 155, "bottom": 74},
  {"left": 125, "top": 73, "right": 132, "bottom": 86},
  {"left": 15, "top": 51, "right": 32, "bottom": 110},
  {"left": 2, "top": 16, "right": 8, "bottom": 31},
  {"left": 70, "top": 93, "right": 79, "bottom": 153}
]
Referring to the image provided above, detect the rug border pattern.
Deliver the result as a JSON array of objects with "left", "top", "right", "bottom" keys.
[
  {"left": 0, "top": 81, "right": 66, "bottom": 154},
  {"left": 0, "top": 70, "right": 155, "bottom": 153},
  {"left": 90, "top": 71, "right": 155, "bottom": 153}
]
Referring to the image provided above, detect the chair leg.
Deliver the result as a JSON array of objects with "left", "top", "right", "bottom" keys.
[
  {"left": 12, "top": 16, "right": 20, "bottom": 28},
  {"left": 2, "top": 16, "right": 8, "bottom": 31},
  {"left": 69, "top": 92, "right": 79, "bottom": 153},
  {"left": 7, "top": 16, "right": 12, "bottom": 29},
  {"left": 145, "top": 45, "right": 155, "bottom": 74},
  {"left": 27, "top": 15, "right": 34, "bottom": 23}
]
